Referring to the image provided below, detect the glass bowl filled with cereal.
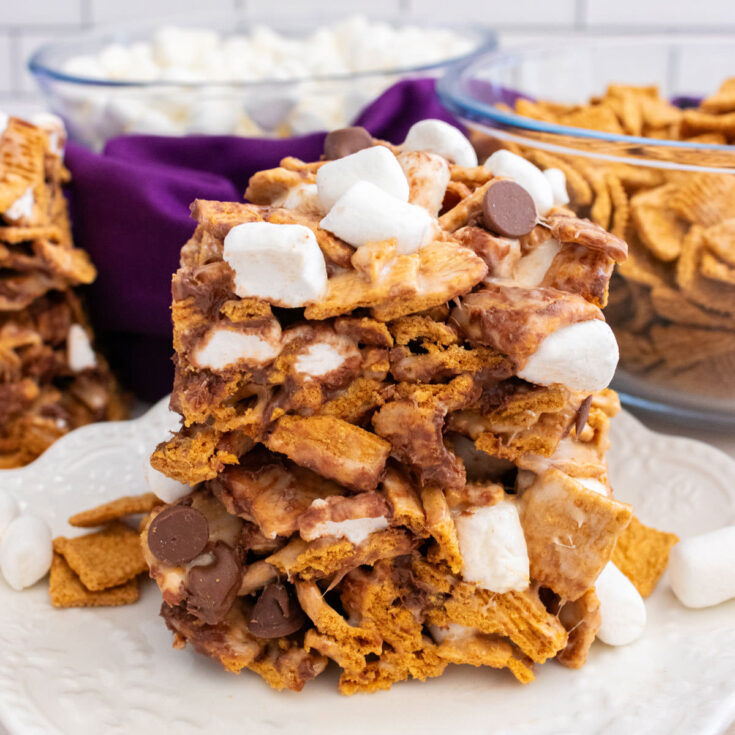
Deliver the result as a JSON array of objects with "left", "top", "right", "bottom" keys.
[{"left": 438, "top": 35, "right": 735, "bottom": 425}]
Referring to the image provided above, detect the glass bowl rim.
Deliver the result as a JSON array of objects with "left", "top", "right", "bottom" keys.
[
  {"left": 437, "top": 33, "right": 735, "bottom": 154},
  {"left": 28, "top": 14, "right": 496, "bottom": 90}
]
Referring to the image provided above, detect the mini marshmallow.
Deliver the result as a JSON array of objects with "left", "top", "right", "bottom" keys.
[
  {"left": 455, "top": 501, "right": 530, "bottom": 593},
  {"left": 4, "top": 186, "right": 34, "bottom": 222},
  {"left": 302, "top": 515, "right": 389, "bottom": 545},
  {"left": 0, "top": 492, "right": 19, "bottom": 537},
  {"left": 595, "top": 561, "right": 647, "bottom": 646},
  {"left": 398, "top": 150, "right": 451, "bottom": 217},
  {"left": 194, "top": 327, "right": 280, "bottom": 370},
  {"left": 517, "top": 320, "right": 619, "bottom": 392},
  {"left": 67, "top": 324, "right": 97, "bottom": 372},
  {"left": 281, "top": 182, "right": 321, "bottom": 214},
  {"left": 0, "top": 515, "right": 53, "bottom": 591},
  {"left": 320, "top": 180, "right": 436, "bottom": 254},
  {"left": 294, "top": 342, "right": 347, "bottom": 376},
  {"left": 484, "top": 150, "right": 554, "bottom": 215},
  {"left": 544, "top": 167, "right": 570, "bottom": 207},
  {"left": 402, "top": 119, "right": 478, "bottom": 167},
  {"left": 223, "top": 221, "right": 327, "bottom": 307},
  {"left": 669, "top": 525, "right": 735, "bottom": 608},
  {"left": 145, "top": 460, "right": 191, "bottom": 504},
  {"left": 429, "top": 622, "right": 475, "bottom": 644},
  {"left": 316, "top": 145, "right": 409, "bottom": 211},
  {"left": 513, "top": 239, "right": 562, "bottom": 288}
]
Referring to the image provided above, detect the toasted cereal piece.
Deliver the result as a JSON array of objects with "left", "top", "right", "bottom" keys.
[
  {"left": 612, "top": 516, "right": 679, "bottom": 597},
  {"left": 559, "top": 105, "right": 624, "bottom": 135},
  {"left": 266, "top": 415, "right": 390, "bottom": 493},
  {"left": 613, "top": 328, "right": 661, "bottom": 371},
  {"left": 677, "top": 226, "right": 735, "bottom": 315},
  {"left": 265, "top": 528, "right": 417, "bottom": 581},
  {"left": 53, "top": 521, "right": 146, "bottom": 591},
  {"left": 545, "top": 210, "right": 628, "bottom": 262},
  {"left": 702, "top": 218, "right": 735, "bottom": 267},
  {"left": 701, "top": 251, "right": 735, "bottom": 286},
  {"left": 389, "top": 314, "right": 458, "bottom": 347},
  {"left": 519, "top": 469, "right": 633, "bottom": 600},
  {"left": 244, "top": 166, "right": 312, "bottom": 205},
  {"left": 49, "top": 553, "right": 140, "bottom": 608},
  {"left": 555, "top": 588, "right": 601, "bottom": 669},
  {"left": 542, "top": 244, "right": 615, "bottom": 308},
  {"left": 0, "top": 117, "right": 46, "bottom": 211},
  {"left": 68, "top": 493, "right": 160, "bottom": 528},
  {"left": 438, "top": 180, "right": 493, "bottom": 232},
  {"left": 618, "top": 233, "right": 674, "bottom": 289},
  {"left": 606, "top": 171, "right": 630, "bottom": 240},
  {"left": 670, "top": 173, "right": 735, "bottom": 227},
  {"left": 434, "top": 630, "right": 534, "bottom": 683},
  {"left": 381, "top": 465, "right": 427, "bottom": 536},
  {"left": 700, "top": 77, "right": 735, "bottom": 114},
  {"left": 650, "top": 287, "right": 735, "bottom": 330},
  {"left": 433, "top": 582, "right": 568, "bottom": 664},
  {"left": 681, "top": 109, "right": 735, "bottom": 138},
  {"left": 422, "top": 486, "right": 462, "bottom": 574},
  {"left": 630, "top": 184, "right": 687, "bottom": 261}
]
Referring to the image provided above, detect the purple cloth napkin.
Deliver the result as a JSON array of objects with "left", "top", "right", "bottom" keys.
[{"left": 65, "top": 78, "right": 460, "bottom": 400}]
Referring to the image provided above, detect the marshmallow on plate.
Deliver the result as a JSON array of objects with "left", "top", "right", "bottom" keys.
[
  {"left": 402, "top": 119, "right": 478, "bottom": 167},
  {"left": 145, "top": 460, "right": 191, "bottom": 504},
  {"left": 669, "top": 525, "right": 735, "bottom": 608},
  {"left": 544, "top": 167, "right": 570, "bottom": 207},
  {"left": 316, "top": 145, "right": 409, "bottom": 211},
  {"left": 0, "top": 492, "right": 19, "bottom": 537},
  {"left": 67, "top": 324, "right": 97, "bottom": 372},
  {"left": 398, "top": 150, "right": 451, "bottom": 217},
  {"left": 223, "top": 221, "right": 327, "bottom": 307},
  {"left": 454, "top": 501, "right": 530, "bottom": 593},
  {"left": 320, "top": 180, "right": 436, "bottom": 254},
  {"left": 0, "top": 515, "right": 53, "bottom": 591},
  {"left": 517, "top": 320, "right": 619, "bottom": 393},
  {"left": 484, "top": 150, "right": 554, "bottom": 215},
  {"left": 595, "top": 561, "right": 647, "bottom": 646}
]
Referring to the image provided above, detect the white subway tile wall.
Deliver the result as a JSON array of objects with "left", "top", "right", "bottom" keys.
[{"left": 1, "top": 0, "right": 735, "bottom": 114}]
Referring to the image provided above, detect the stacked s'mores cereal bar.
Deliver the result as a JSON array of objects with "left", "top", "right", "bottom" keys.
[
  {"left": 0, "top": 114, "right": 126, "bottom": 467},
  {"left": 144, "top": 121, "right": 675, "bottom": 693}
]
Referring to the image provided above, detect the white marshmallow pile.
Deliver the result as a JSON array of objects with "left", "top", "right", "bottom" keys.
[
  {"left": 0, "top": 506, "right": 53, "bottom": 592},
  {"left": 402, "top": 119, "right": 478, "bottom": 167},
  {"left": 594, "top": 561, "right": 647, "bottom": 646},
  {"left": 669, "top": 525, "right": 735, "bottom": 608},
  {"left": 517, "top": 320, "right": 619, "bottom": 393},
  {"left": 55, "top": 18, "right": 477, "bottom": 148},
  {"left": 454, "top": 501, "right": 530, "bottom": 594},
  {"left": 484, "top": 149, "right": 554, "bottom": 216},
  {"left": 223, "top": 221, "right": 328, "bottom": 308},
  {"left": 67, "top": 324, "right": 97, "bottom": 372}
]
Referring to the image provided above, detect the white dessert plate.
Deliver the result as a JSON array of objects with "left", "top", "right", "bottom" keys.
[{"left": 0, "top": 399, "right": 734, "bottom": 735}]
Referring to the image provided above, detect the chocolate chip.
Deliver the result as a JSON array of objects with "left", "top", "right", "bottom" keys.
[
  {"left": 248, "top": 583, "right": 305, "bottom": 639},
  {"left": 148, "top": 505, "right": 209, "bottom": 566},
  {"left": 186, "top": 542, "right": 241, "bottom": 625},
  {"left": 575, "top": 395, "right": 593, "bottom": 437},
  {"left": 482, "top": 180, "right": 537, "bottom": 238},
  {"left": 323, "top": 126, "right": 373, "bottom": 160}
]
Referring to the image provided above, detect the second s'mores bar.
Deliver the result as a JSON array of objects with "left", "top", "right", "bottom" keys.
[
  {"left": 144, "top": 121, "right": 666, "bottom": 693},
  {"left": 0, "top": 114, "right": 126, "bottom": 466}
]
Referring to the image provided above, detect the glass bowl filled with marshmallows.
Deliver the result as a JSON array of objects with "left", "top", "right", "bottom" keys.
[
  {"left": 29, "top": 12, "right": 494, "bottom": 150},
  {"left": 438, "top": 36, "right": 735, "bottom": 425}
]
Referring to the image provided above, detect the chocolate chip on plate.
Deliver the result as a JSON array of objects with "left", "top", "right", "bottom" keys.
[
  {"left": 323, "top": 126, "right": 373, "bottom": 160},
  {"left": 248, "top": 583, "right": 306, "bottom": 639},
  {"left": 482, "top": 179, "right": 537, "bottom": 238},
  {"left": 187, "top": 542, "right": 241, "bottom": 625},
  {"left": 148, "top": 505, "right": 209, "bottom": 566}
]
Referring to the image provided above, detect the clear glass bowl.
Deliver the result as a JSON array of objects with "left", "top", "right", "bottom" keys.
[
  {"left": 28, "top": 11, "right": 495, "bottom": 150},
  {"left": 437, "top": 35, "right": 735, "bottom": 427}
]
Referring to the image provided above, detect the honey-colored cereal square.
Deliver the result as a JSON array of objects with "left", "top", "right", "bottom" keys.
[
  {"left": 68, "top": 492, "right": 160, "bottom": 528},
  {"left": 49, "top": 554, "right": 140, "bottom": 608},
  {"left": 53, "top": 521, "right": 147, "bottom": 591}
]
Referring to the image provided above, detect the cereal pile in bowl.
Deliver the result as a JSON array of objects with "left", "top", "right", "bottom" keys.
[
  {"left": 0, "top": 114, "right": 126, "bottom": 468},
  {"left": 494, "top": 80, "right": 735, "bottom": 415},
  {"left": 130, "top": 121, "right": 679, "bottom": 693}
]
